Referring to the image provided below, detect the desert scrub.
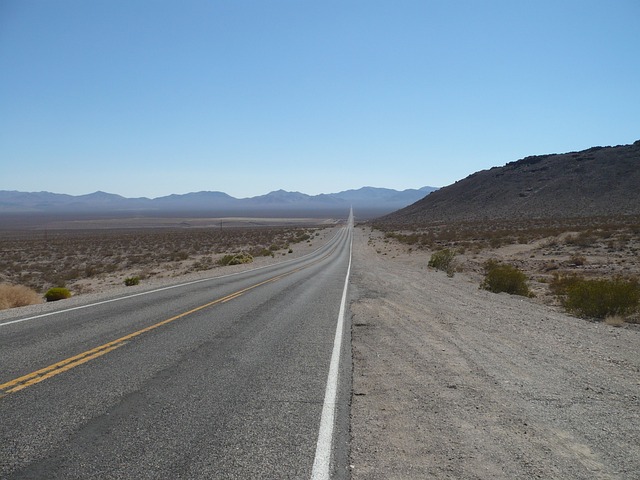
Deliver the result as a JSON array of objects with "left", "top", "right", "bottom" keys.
[
  {"left": 217, "top": 252, "right": 254, "bottom": 266},
  {"left": 428, "top": 248, "right": 456, "bottom": 276},
  {"left": 481, "top": 260, "right": 531, "bottom": 297},
  {"left": 191, "top": 257, "right": 215, "bottom": 272},
  {"left": 254, "top": 248, "right": 274, "bottom": 258},
  {"left": 124, "top": 276, "right": 140, "bottom": 286},
  {"left": 385, "top": 232, "right": 422, "bottom": 245},
  {"left": 549, "top": 273, "right": 581, "bottom": 297},
  {"left": 559, "top": 276, "right": 640, "bottom": 319},
  {"left": 44, "top": 287, "right": 72, "bottom": 302},
  {"left": 0, "top": 225, "right": 317, "bottom": 290},
  {"left": 0, "top": 283, "right": 42, "bottom": 310}
]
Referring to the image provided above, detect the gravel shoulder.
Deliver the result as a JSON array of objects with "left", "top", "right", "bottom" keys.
[{"left": 349, "top": 226, "right": 640, "bottom": 479}]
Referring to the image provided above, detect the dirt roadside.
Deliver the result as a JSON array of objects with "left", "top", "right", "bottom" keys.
[{"left": 348, "top": 226, "right": 640, "bottom": 479}]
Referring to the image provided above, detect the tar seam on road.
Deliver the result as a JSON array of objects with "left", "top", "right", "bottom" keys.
[
  {"left": 0, "top": 241, "right": 342, "bottom": 399},
  {"left": 310, "top": 217, "right": 352, "bottom": 480}
]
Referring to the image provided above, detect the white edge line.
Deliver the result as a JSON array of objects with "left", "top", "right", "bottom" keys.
[
  {"left": 310, "top": 213, "right": 352, "bottom": 480},
  {"left": 0, "top": 225, "right": 345, "bottom": 328}
]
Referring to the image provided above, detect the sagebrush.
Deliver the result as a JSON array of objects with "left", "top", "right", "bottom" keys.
[
  {"left": 44, "top": 287, "right": 72, "bottom": 302},
  {"left": 554, "top": 275, "right": 640, "bottom": 319},
  {"left": 217, "top": 252, "right": 254, "bottom": 266},
  {"left": 481, "top": 260, "right": 531, "bottom": 297},
  {"left": 428, "top": 249, "right": 456, "bottom": 276}
]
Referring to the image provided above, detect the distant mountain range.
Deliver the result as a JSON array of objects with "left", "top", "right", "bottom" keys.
[
  {"left": 379, "top": 140, "right": 640, "bottom": 225},
  {"left": 0, "top": 186, "right": 437, "bottom": 218}
]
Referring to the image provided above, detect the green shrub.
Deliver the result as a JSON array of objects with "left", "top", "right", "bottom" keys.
[
  {"left": 217, "top": 252, "right": 254, "bottom": 266},
  {"left": 428, "top": 249, "right": 456, "bottom": 276},
  {"left": 45, "top": 287, "right": 72, "bottom": 302},
  {"left": 481, "top": 260, "right": 531, "bottom": 297},
  {"left": 124, "top": 276, "right": 140, "bottom": 286},
  {"left": 563, "top": 277, "right": 640, "bottom": 319},
  {"left": 549, "top": 273, "right": 581, "bottom": 297}
]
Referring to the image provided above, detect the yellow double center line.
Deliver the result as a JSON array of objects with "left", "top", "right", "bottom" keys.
[{"left": 1, "top": 245, "right": 338, "bottom": 399}]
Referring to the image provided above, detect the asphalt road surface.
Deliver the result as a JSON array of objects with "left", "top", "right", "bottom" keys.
[{"left": 0, "top": 214, "right": 353, "bottom": 479}]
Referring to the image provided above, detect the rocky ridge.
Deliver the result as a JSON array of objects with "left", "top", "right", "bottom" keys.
[{"left": 380, "top": 140, "right": 640, "bottom": 225}]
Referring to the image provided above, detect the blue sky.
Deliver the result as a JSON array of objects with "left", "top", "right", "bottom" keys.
[{"left": 1, "top": 1, "right": 639, "bottom": 199}]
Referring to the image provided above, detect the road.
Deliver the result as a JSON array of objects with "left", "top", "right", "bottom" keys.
[{"left": 0, "top": 213, "right": 353, "bottom": 479}]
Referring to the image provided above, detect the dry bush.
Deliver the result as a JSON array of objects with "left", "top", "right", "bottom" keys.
[
  {"left": 565, "top": 231, "right": 597, "bottom": 247},
  {"left": 568, "top": 255, "right": 587, "bottom": 266},
  {"left": 0, "top": 283, "right": 42, "bottom": 310},
  {"left": 562, "top": 276, "right": 639, "bottom": 319},
  {"left": 428, "top": 249, "right": 456, "bottom": 277},
  {"left": 481, "top": 260, "right": 532, "bottom": 297},
  {"left": 124, "top": 276, "right": 140, "bottom": 286},
  {"left": 549, "top": 273, "right": 582, "bottom": 296},
  {"left": 604, "top": 315, "right": 625, "bottom": 327},
  {"left": 217, "top": 252, "right": 254, "bottom": 266}
]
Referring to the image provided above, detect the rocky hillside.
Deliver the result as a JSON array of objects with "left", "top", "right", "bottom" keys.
[{"left": 380, "top": 140, "right": 640, "bottom": 225}]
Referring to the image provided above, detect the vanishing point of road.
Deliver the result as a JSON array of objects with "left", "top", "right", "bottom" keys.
[{"left": 0, "top": 212, "right": 353, "bottom": 479}]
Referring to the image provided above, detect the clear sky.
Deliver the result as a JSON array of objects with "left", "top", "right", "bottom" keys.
[{"left": 1, "top": 1, "right": 639, "bottom": 199}]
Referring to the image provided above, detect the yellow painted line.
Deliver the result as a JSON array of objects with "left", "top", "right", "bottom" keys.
[
  {"left": 3, "top": 345, "right": 122, "bottom": 395},
  {"left": 0, "top": 243, "right": 339, "bottom": 399}
]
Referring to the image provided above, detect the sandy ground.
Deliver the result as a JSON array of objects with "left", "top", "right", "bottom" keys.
[{"left": 349, "top": 226, "right": 640, "bottom": 479}]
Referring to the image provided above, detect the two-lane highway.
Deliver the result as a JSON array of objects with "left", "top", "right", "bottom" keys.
[{"left": 0, "top": 212, "right": 353, "bottom": 479}]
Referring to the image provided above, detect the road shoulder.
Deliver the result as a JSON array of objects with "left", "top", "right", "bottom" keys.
[{"left": 349, "top": 226, "right": 639, "bottom": 479}]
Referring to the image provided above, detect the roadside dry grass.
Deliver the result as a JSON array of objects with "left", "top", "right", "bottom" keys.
[
  {"left": 0, "top": 283, "right": 42, "bottom": 310},
  {"left": 369, "top": 215, "right": 640, "bottom": 323}
]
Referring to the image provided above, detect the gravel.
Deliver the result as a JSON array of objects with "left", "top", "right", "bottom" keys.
[{"left": 349, "top": 226, "right": 640, "bottom": 479}]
